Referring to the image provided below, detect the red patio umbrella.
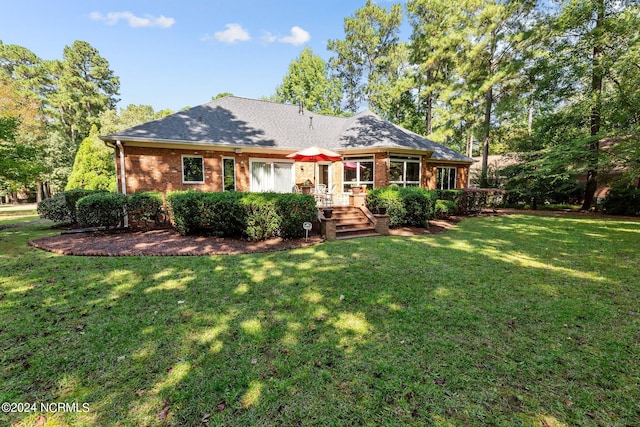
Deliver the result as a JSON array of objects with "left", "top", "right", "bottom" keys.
[{"left": 286, "top": 146, "right": 342, "bottom": 185}]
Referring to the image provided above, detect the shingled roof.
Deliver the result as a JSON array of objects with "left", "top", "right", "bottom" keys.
[{"left": 102, "top": 96, "right": 471, "bottom": 162}]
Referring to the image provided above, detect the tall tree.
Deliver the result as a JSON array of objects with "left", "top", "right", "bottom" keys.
[
  {"left": 0, "top": 75, "right": 46, "bottom": 197},
  {"left": 459, "top": 0, "right": 537, "bottom": 186},
  {"left": 48, "top": 40, "right": 120, "bottom": 148},
  {"left": 98, "top": 104, "right": 173, "bottom": 135},
  {"left": 536, "top": 0, "right": 640, "bottom": 209},
  {"left": 273, "top": 47, "right": 343, "bottom": 115},
  {"left": 327, "top": 0, "right": 403, "bottom": 113},
  {"left": 407, "top": 0, "right": 469, "bottom": 137}
]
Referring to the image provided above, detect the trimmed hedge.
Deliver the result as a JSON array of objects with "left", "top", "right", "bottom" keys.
[
  {"left": 127, "top": 191, "right": 163, "bottom": 227},
  {"left": 275, "top": 193, "right": 318, "bottom": 239},
  {"left": 37, "top": 193, "right": 72, "bottom": 223},
  {"left": 437, "top": 188, "right": 507, "bottom": 214},
  {"left": 166, "top": 191, "right": 317, "bottom": 240},
  {"left": 76, "top": 192, "right": 127, "bottom": 228},
  {"left": 64, "top": 189, "right": 106, "bottom": 223},
  {"left": 367, "top": 186, "right": 437, "bottom": 228},
  {"left": 435, "top": 199, "right": 458, "bottom": 219},
  {"left": 241, "top": 193, "right": 281, "bottom": 241}
]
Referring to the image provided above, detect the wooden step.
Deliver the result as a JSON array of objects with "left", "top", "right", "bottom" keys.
[{"left": 320, "top": 206, "right": 382, "bottom": 240}]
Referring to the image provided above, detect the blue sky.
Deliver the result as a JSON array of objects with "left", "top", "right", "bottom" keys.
[{"left": 2, "top": 0, "right": 406, "bottom": 112}]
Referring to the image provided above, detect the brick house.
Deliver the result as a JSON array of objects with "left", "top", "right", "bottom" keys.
[{"left": 100, "top": 96, "right": 472, "bottom": 200}]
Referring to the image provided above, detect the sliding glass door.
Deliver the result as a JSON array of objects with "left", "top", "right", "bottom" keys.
[{"left": 250, "top": 160, "right": 294, "bottom": 193}]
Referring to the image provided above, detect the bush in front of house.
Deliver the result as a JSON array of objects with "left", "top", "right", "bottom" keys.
[
  {"left": 166, "top": 190, "right": 317, "bottom": 240},
  {"left": 435, "top": 199, "right": 458, "bottom": 219},
  {"left": 367, "top": 186, "right": 437, "bottom": 228},
  {"left": 400, "top": 187, "right": 437, "bottom": 227},
  {"left": 127, "top": 191, "right": 163, "bottom": 226},
  {"left": 166, "top": 190, "right": 245, "bottom": 236},
  {"left": 437, "top": 188, "right": 507, "bottom": 213},
  {"left": 275, "top": 193, "right": 317, "bottom": 239},
  {"left": 241, "top": 193, "right": 281, "bottom": 241},
  {"left": 37, "top": 193, "right": 72, "bottom": 223},
  {"left": 76, "top": 192, "right": 127, "bottom": 228},
  {"left": 64, "top": 188, "right": 107, "bottom": 223},
  {"left": 366, "top": 187, "right": 405, "bottom": 227},
  {"left": 602, "top": 182, "right": 640, "bottom": 216}
]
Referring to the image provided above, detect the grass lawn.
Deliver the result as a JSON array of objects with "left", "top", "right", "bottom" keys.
[
  {"left": 0, "top": 204, "right": 39, "bottom": 227},
  {"left": 1, "top": 214, "right": 639, "bottom": 426}
]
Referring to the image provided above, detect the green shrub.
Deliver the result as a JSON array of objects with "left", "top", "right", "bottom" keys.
[
  {"left": 167, "top": 190, "right": 243, "bottom": 236},
  {"left": 435, "top": 199, "right": 458, "bottom": 219},
  {"left": 399, "top": 187, "right": 437, "bottom": 227},
  {"left": 241, "top": 193, "right": 280, "bottom": 241},
  {"left": 367, "top": 187, "right": 436, "bottom": 228},
  {"left": 166, "top": 191, "right": 318, "bottom": 239},
  {"left": 200, "top": 192, "right": 246, "bottom": 236},
  {"left": 366, "top": 187, "right": 405, "bottom": 227},
  {"left": 37, "top": 194, "right": 72, "bottom": 223},
  {"left": 76, "top": 192, "right": 127, "bottom": 228},
  {"left": 602, "top": 183, "right": 640, "bottom": 216},
  {"left": 127, "top": 191, "right": 163, "bottom": 227},
  {"left": 275, "top": 193, "right": 317, "bottom": 239},
  {"left": 64, "top": 188, "right": 106, "bottom": 223},
  {"left": 437, "top": 188, "right": 506, "bottom": 214}
]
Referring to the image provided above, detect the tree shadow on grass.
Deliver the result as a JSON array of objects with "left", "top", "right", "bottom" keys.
[{"left": 1, "top": 216, "right": 640, "bottom": 426}]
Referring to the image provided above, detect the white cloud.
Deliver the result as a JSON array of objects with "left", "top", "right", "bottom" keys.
[
  {"left": 90, "top": 11, "right": 175, "bottom": 29},
  {"left": 211, "top": 23, "right": 251, "bottom": 43},
  {"left": 278, "top": 26, "right": 310, "bottom": 46},
  {"left": 261, "top": 31, "right": 278, "bottom": 44}
]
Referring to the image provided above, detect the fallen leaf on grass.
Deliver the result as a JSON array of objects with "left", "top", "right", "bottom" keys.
[
  {"left": 135, "top": 389, "right": 146, "bottom": 396},
  {"left": 158, "top": 406, "right": 170, "bottom": 420},
  {"left": 202, "top": 413, "right": 211, "bottom": 424},
  {"left": 35, "top": 415, "right": 46, "bottom": 427},
  {"left": 434, "top": 378, "right": 445, "bottom": 385},
  {"left": 216, "top": 402, "right": 226, "bottom": 412}
]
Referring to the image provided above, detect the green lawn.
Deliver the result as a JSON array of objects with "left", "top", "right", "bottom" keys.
[
  {"left": 1, "top": 214, "right": 639, "bottom": 426},
  {"left": 0, "top": 204, "right": 39, "bottom": 227}
]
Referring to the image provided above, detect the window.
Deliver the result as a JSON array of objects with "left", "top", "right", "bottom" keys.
[
  {"left": 222, "top": 157, "right": 236, "bottom": 191},
  {"left": 182, "top": 155, "right": 204, "bottom": 183},
  {"left": 250, "top": 160, "right": 294, "bottom": 193},
  {"left": 390, "top": 156, "right": 421, "bottom": 187},
  {"left": 436, "top": 167, "right": 457, "bottom": 190},
  {"left": 343, "top": 157, "right": 374, "bottom": 192}
]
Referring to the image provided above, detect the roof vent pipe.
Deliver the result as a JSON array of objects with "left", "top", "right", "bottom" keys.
[
  {"left": 298, "top": 100, "right": 304, "bottom": 115},
  {"left": 309, "top": 116, "right": 313, "bottom": 130}
]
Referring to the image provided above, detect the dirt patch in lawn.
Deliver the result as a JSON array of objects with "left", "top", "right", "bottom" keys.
[{"left": 29, "top": 218, "right": 461, "bottom": 257}]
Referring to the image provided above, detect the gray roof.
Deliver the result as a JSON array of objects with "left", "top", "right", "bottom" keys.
[{"left": 102, "top": 96, "right": 472, "bottom": 162}]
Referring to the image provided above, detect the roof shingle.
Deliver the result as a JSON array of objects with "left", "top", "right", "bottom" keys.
[{"left": 102, "top": 96, "right": 472, "bottom": 162}]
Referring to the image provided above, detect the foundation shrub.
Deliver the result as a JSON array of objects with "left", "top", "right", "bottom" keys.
[{"left": 76, "top": 192, "right": 127, "bottom": 228}]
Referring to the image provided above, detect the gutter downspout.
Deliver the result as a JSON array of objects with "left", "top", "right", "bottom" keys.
[{"left": 115, "top": 141, "right": 128, "bottom": 228}]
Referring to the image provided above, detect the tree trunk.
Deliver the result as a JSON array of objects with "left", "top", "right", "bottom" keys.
[
  {"left": 481, "top": 86, "right": 493, "bottom": 188},
  {"left": 528, "top": 98, "right": 534, "bottom": 136},
  {"left": 581, "top": 0, "right": 604, "bottom": 211},
  {"left": 36, "top": 182, "right": 44, "bottom": 202},
  {"left": 425, "top": 94, "right": 433, "bottom": 136}
]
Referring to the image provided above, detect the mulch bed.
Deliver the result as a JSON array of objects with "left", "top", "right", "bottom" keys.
[{"left": 28, "top": 218, "right": 461, "bottom": 257}]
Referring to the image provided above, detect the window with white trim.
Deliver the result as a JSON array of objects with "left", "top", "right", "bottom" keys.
[
  {"left": 436, "top": 167, "right": 457, "bottom": 190},
  {"left": 389, "top": 155, "right": 421, "bottom": 187},
  {"left": 182, "top": 155, "right": 204, "bottom": 183},
  {"left": 343, "top": 157, "right": 374, "bottom": 192},
  {"left": 222, "top": 157, "right": 236, "bottom": 191}
]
